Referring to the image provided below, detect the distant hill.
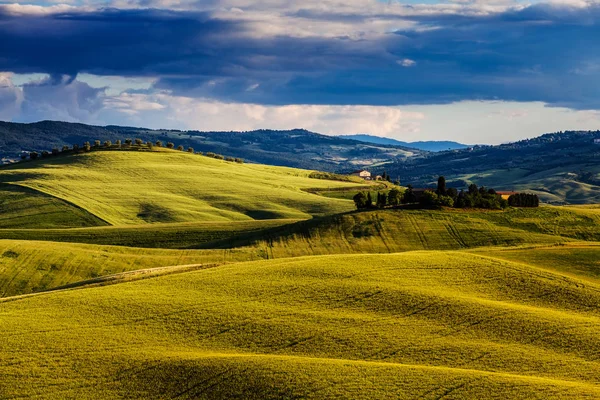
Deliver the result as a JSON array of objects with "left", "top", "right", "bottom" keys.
[
  {"left": 382, "top": 130, "right": 600, "bottom": 204},
  {"left": 338, "top": 134, "right": 469, "bottom": 152},
  {"left": 0, "top": 121, "right": 423, "bottom": 171}
]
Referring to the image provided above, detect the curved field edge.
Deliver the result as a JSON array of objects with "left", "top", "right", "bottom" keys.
[
  {"left": 0, "top": 239, "right": 265, "bottom": 298},
  {"left": 2, "top": 252, "right": 600, "bottom": 399},
  {"left": 0, "top": 183, "right": 108, "bottom": 228},
  {"left": 0, "top": 150, "right": 365, "bottom": 225}
]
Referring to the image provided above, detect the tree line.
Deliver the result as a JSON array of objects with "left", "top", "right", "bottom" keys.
[
  {"left": 353, "top": 176, "right": 539, "bottom": 210},
  {"left": 20, "top": 138, "right": 244, "bottom": 164}
]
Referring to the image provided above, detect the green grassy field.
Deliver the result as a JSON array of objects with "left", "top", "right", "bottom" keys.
[
  {"left": 3, "top": 149, "right": 600, "bottom": 398},
  {"left": 0, "top": 184, "right": 107, "bottom": 228},
  {"left": 0, "top": 149, "right": 361, "bottom": 225},
  {"left": 0, "top": 239, "right": 250, "bottom": 298},
  {"left": 2, "top": 252, "right": 600, "bottom": 398},
  {"left": 4, "top": 206, "right": 600, "bottom": 298},
  {"left": 0, "top": 219, "right": 297, "bottom": 248}
]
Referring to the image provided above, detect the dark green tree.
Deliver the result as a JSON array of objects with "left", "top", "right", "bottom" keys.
[
  {"left": 437, "top": 176, "right": 447, "bottom": 195},
  {"left": 402, "top": 185, "right": 417, "bottom": 204},
  {"left": 387, "top": 188, "right": 401, "bottom": 206},
  {"left": 376, "top": 192, "right": 387, "bottom": 208},
  {"left": 353, "top": 192, "right": 368, "bottom": 209}
]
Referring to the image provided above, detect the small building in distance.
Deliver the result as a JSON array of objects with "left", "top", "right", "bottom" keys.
[
  {"left": 594, "top": 138, "right": 600, "bottom": 145},
  {"left": 352, "top": 170, "right": 372, "bottom": 180}
]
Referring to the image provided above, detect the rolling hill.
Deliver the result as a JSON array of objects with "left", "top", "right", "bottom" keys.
[
  {"left": 3, "top": 206, "right": 600, "bottom": 298},
  {"left": 386, "top": 130, "right": 600, "bottom": 204},
  {"left": 0, "top": 148, "right": 366, "bottom": 225},
  {"left": 2, "top": 142, "right": 600, "bottom": 398},
  {"left": 0, "top": 120, "right": 423, "bottom": 170},
  {"left": 2, "top": 251, "right": 600, "bottom": 398},
  {"left": 339, "top": 134, "right": 469, "bottom": 152}
]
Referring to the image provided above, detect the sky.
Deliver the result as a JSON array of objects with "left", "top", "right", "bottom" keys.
[{"left": 1, "top": 0, "right": 600, "bottom": 144}]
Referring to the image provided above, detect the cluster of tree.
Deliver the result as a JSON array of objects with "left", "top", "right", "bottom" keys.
[
  {"left": 353, "top": 176, "right": 539, "bottom": 210},
  {"left": 353, "top": 188, "right": 402, "bottom": 209},
  {"left": 507, "top": 193, "right": 540, "bottom": 207},
  {"left": 20, "top": 138, "right": 243, "bottom": 164}
]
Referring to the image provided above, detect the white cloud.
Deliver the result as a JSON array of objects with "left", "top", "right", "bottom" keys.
[
  {"left": 0, "top": 73, "right": 23, "bottom": 120},
  {"left": 398, "top": 58, "right": 417, "bottom": 67},
  {"left": 100, "top": 92, "right": 426, "bottom": 136}
]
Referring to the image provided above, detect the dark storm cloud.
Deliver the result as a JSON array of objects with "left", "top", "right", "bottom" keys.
[{"left": 1, "top": 3, "right": 600, "bottom": 108}]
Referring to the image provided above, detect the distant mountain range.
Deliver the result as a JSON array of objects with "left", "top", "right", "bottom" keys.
[
  {"left": 338, "top": 134, "right": 469, "bottom": 152},
  {"left": 2, "top": 120, "right": 600, "bottom": 203},
  {"left": 0, "top": 121, "right": 424, "bottom": 171}
]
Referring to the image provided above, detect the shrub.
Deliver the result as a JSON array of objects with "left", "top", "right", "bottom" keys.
[
  {"left": 353, "top": 192, "right": 368, "bottom": 209},
  {"left": 387, "top": 188, "right": 401, "bottom": 206},
  {"left": 508, "top": 193, "right": 540, "bottom": 208},
  {"left": 104, "top": 140, "right": 112, "bottom": 148},
  {"left": 125, "top": 139, "right": 133, "bottom": 146},
  {"left": 155, "top": 141, "right": 163, "bottom": 147},
  {"left": 20, "top": 153, "right": 28, "bottom": 160},
  {"left": 205, "top": 152, "right": 216, "bottom": 158},
  {"left": 177, "top": 145, "right": 184, "bottom": 151},
  {"left": 166, "top": 142, "right": 175, "bottom": 149},
  {"left": 234, "top": 158, "right": 244, "bottom": 164},
  {"left": 187, "top": 147, "right": 194, "bottom": 153},
  {"left": 83, "top": 142, "right": 91, "bottom": 152},
  {"left": 62, "top": 145, "right": 70, "bottom": 152},
  {"left": 42, "top": 150, "right": 50, "bottom": 157},
  {"left": 402, "top": 186, "right": 417, "bottom": 204},
  {"left": 135, "top": 138, "right": 143, "bottom": 146},
  {"left": 225, "top": 156, "right": 235, "bottom": 162},
  {"left": 115, "top": 140, "right": 122, "bottom": 147},
  {"left": 73, "top": 144, "right": 80, "bottom": 152},
  {"left": 146, "top": 141, "right": 153, "bottom": 149},
  {"left": 214, "top": 154, "right": 224, "bottom": 160},
  {"left": 29, "top": 152, "right": 38, "bottom": 160},
  {"left": 52, "top": 147, "right": 59, "bottom": 155}
]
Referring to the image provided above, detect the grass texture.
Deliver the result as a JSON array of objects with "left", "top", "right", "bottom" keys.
[
  {"left": 1, "top": 252, "right": 600, "bottom": 398},
  {"left": 0, "top": 150, "right": 360, "bottom": 225}
]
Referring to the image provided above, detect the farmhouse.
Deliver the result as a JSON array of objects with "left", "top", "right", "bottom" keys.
[{"left": 352, "top": 170, "right": 372, "bottom": 179}]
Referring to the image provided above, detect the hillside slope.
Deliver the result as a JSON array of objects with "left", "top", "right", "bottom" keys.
[
  {"left": 2, "top": 252, "right": 600, "bottom": 398},
  {"left": 0, "top": 120, "right": 423, "bottom": 170},
  {"left": 0, "top": 149, "right": 363, "bottom": 225},
  {"left": 339, "top": 134, "right": 469, "bottom": 151},
  {"left": 387, "top": 130, "right": 600, "bottom": 204}
]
